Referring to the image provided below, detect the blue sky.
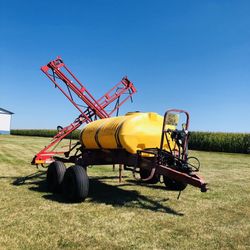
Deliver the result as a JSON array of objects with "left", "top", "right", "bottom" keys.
[{"left": 0, "top": 0, "right": 249, "bottom": 132}]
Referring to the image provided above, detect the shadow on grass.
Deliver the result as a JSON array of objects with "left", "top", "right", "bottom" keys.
[
  {"left": 11, "top": 173, "right": 184, "bottom": 215},
  {"left": 12, "top": 171, "right": 46, "bottom": 186},
  {"left": 126, "top": 179, "right": 169, "bottom": 190},
  {"left": 87, "top": 178, "right": 183, "bottom": 215}
]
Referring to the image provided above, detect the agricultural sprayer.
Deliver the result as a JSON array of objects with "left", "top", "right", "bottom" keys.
[{"left": 32, "top": 57, "right": 207, "bottom": 202}]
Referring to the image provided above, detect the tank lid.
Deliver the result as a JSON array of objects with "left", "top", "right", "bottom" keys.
[
  {"left": 148, "top": 112, "right": 159, "bottom": 121},
  {"left": 125, "top": 111, "right": 141, "bottom": 116}
]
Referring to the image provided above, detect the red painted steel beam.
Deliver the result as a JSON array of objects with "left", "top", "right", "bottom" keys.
[
  {"left": 158, "top": 164, "right": 207, "bottom": 192},
  {"left": 41, "top": 57, "right": 109, "bottom": 119}
]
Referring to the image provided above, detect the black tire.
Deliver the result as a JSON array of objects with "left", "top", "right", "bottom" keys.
[
  {"left": 63, "top": 165, "right": 89, "bottom": 202},
  {"left": 139, "top": 168, "right": 159, "bottom": 184},
  {"left": 163, "top": 176, "right": 187, "bottom": 191},
  {"left": 47, "top": 161, "right": 66, "bottom": 193}
]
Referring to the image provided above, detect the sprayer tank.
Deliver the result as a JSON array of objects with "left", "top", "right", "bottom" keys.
[{"left": 80, "top": 112, "right": 175, "bottom": 154}]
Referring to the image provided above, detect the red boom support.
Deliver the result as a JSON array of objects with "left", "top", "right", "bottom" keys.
[{"left": 32, "top": 57, "right": 136, "bottom": 165}]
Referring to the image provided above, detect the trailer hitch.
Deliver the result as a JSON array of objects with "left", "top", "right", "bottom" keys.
[{"left": 157, "top": 164, "right": 207, "bottom": 192}]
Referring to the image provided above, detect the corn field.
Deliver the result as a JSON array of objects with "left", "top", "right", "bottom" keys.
[{"left": 10, "top": 129, "right": 250, "bottom": 154}]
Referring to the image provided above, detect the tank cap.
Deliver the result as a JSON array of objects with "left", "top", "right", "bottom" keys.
[
  {"left": 125, "top": 111, "right": 141, "bottom": 116},
  {"left": 148, "top": 112, "right": 158, "bottom": 120}
]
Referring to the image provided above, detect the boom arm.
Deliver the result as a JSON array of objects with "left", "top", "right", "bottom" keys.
[{"left": 32, "top": 57, "right": 136, "bottom": 165}]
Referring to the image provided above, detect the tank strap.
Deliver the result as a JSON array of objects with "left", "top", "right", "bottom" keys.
[
  {"left": 115, "top": 118, "right": 127, "bottom": 148},
  {"left": 94, "top": 122, "right": 106, "bottom": 149},
  {"left": 80, "top": 127, "right": 86, "bottom": 148}
]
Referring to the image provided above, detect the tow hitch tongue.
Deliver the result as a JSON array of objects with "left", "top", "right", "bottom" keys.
[{"left": 158, "top": 164, "right": 207, "bottom": 192}]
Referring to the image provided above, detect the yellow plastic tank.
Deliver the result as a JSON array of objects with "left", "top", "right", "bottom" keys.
[{"left": 80, "top": 112, "right": 175, "bottom": 154}]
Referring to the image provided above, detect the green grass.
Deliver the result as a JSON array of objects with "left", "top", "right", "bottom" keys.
[
  {"left": 0, "top": 135, "right": 250, "bottom": 249},
  {"left": 10, "top": 129, "right": 80, "bottom": 139}
]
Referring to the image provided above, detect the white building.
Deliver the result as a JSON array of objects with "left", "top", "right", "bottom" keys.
[{"left": 0, "top": 108, "right": 14, "bottom": 134}]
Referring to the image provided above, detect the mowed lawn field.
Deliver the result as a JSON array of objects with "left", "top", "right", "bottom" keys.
[{"left": 0, "top": 135, "right": 250, "bottom": 249}]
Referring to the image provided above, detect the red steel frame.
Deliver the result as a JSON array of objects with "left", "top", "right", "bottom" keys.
[{"left": 32, "top": 57, "right": 136, "bottom": 165}]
